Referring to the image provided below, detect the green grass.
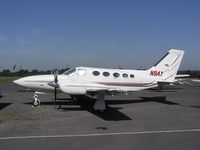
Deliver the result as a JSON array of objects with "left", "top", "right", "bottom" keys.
[{"left": 0, "top": 77, "right": 20, "bottom": 85}]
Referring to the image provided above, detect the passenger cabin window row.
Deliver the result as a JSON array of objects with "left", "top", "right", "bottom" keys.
[{"left": 92, "top": 71, "right": 135, "bottom": 78}]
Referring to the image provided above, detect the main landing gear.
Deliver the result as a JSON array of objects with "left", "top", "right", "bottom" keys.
[
  {"left": 70, "top": 95, "right": 106, "bottom": 112},
  {"left": 93, "top": 95, "right": 106, "bottom": 112},
  {"left": 33, "top": 92, "right": 41, "bottom": 107}
]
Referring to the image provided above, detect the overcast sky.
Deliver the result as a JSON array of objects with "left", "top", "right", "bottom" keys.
[{"left": 0, "top": 0, "right": 200, "bottom": 71}]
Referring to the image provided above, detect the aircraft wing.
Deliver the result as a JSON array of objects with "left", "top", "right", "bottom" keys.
[{"left": 86, "top": 88, "right": 121, "bottom": 95}]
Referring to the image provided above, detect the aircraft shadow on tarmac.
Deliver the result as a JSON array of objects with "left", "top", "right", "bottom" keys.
[
  {"left": 69, "top": 99, "right": 132, "bottom": 121},
  {"left": 24, "top": 99, "right": 132, "bottom": 121},
  {"left": 189, "top": 105, "right": 200, "bottom": 109},
  {"left": 0, "top": 95, "right": 12, "bottom": 110},
  {"left": 139, "top": 96, "right": 179, "bottom": 105},
  {"left": 24, "top": 96, "right": 179, "bottom": 121},
  {"left": 0, "top": 103, "right": 12, "bottom": 110}
]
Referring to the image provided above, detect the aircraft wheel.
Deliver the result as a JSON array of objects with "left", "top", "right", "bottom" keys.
[
  {"left": 97, "top": 109, "right": 106, "bottom": 113},
  {"left": 33, "top": 100, "right": 40, "bottom": 107}
]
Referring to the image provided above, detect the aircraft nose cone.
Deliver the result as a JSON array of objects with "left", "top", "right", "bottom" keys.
[{"left": 13, "top": 78, "right": 24, "bottom": 86}]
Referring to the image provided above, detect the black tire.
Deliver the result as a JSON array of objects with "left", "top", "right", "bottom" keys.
[{"left": 33, "top": 100, "right": 40, "bottom": 107}]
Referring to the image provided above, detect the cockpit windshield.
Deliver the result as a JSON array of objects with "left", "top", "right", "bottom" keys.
[{"left": 63, "top": 68, "right": 76, "bottom": 76}]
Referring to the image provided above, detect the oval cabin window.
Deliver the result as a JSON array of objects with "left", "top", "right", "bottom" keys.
[
  {"left": 103, "top": 72, "right": 110, "bottom": 77},
  {"left": 93, "top": 71, "right": 100, "bottom": 76},
  {"left": 130, "top": 74, "right": 135, "bottom": 78},
  {"left": 113, "top": 72, "right": 120, "bottom": 78},
  {"left": 122, "top": 73, "right": 128, "bottom": 78}
]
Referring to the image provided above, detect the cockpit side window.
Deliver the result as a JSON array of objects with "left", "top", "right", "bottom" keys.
[
  {"left": 77, "top": 69, "right": 86, "bottom": 76},
  {"left": 63, "top": 68, "right": 76, "bottom": 76}
]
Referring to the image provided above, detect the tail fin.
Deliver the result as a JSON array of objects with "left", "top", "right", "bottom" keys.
[{"left": 148, "top": 49, "right": 185, "bottom": 82}]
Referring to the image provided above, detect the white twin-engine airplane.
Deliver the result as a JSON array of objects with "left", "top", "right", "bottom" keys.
[{"left": 13, "top": 49, "right": 185, "bottom": 112}]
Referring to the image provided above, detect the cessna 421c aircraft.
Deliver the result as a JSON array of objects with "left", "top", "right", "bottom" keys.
[{"left": 14, "top": 49, "right": 185, "bottom": 111}]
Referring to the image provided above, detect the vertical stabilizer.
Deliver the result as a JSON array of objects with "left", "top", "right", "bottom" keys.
[{"left": 148, "top": 49, "right": 184, "bottom": 82}]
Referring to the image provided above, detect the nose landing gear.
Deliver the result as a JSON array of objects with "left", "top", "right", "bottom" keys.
[{"left": 33, "top": 92, "right": 41, "bottom": 107}]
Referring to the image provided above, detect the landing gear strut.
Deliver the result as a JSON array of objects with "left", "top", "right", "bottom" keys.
[
  {"left": 93, "top": 95, "right": 106, "bottom": 112},
  {"left": 33, "top": 92, "right": 41, "bottom": 107},
  {"left": 70, "top": 95, "right": 78, "bottom": 102}
]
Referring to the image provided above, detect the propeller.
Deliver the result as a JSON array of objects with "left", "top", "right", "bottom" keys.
[
  {"left": 47, "top": 69, "right": 62, "bottom": 109},
  {"left": 54, "top": 69, "right": 58, "bottom": 107}
]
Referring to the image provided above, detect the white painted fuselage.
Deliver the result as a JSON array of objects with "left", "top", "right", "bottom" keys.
[
  {"left": 13, "top": 49, "right": 185, "bottom": 97},
  {"left": 13, "top": 67, "right": 157, "bottom": 95}
]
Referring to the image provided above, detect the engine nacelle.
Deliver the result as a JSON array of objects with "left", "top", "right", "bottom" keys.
[{"left": 60, "top": 85, "right": 87, "bottom": 95}]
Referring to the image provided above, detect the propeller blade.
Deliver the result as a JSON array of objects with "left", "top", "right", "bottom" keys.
[
  {"left": 54, "top": 69, "right": 58, "bottom": 83},
  {"left": 54, "top": 69, "right": 58, "bottom": 108}
]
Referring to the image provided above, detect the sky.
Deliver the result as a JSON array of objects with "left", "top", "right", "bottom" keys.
[{"left": 0, "top": 0, "right": 200, "bottom": 71}]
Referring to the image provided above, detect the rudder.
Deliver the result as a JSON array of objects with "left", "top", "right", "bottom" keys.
[{"left": 148, "top": 49, "right": 185, "bottom": 82}]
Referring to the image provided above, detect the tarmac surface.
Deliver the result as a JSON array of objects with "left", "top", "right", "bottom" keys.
[{"left": 0, "top": 83, "right": 200, "bottom": 150}]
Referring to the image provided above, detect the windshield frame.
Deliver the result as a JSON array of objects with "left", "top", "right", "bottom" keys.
[{"left": 63, "top": 68, "right": 76, "bottom": 76}]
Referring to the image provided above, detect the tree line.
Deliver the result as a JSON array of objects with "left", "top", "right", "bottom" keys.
[
  {"left": 0, "top": 68, "right": 70, "bottom": 77},
  {"left": 178, "top": 70, "right": 200, "bottom": 78}
]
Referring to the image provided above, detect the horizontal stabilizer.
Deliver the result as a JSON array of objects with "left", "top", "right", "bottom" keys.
[{"left": 175, "top": 74, "right": 190, "bottom": 78}]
